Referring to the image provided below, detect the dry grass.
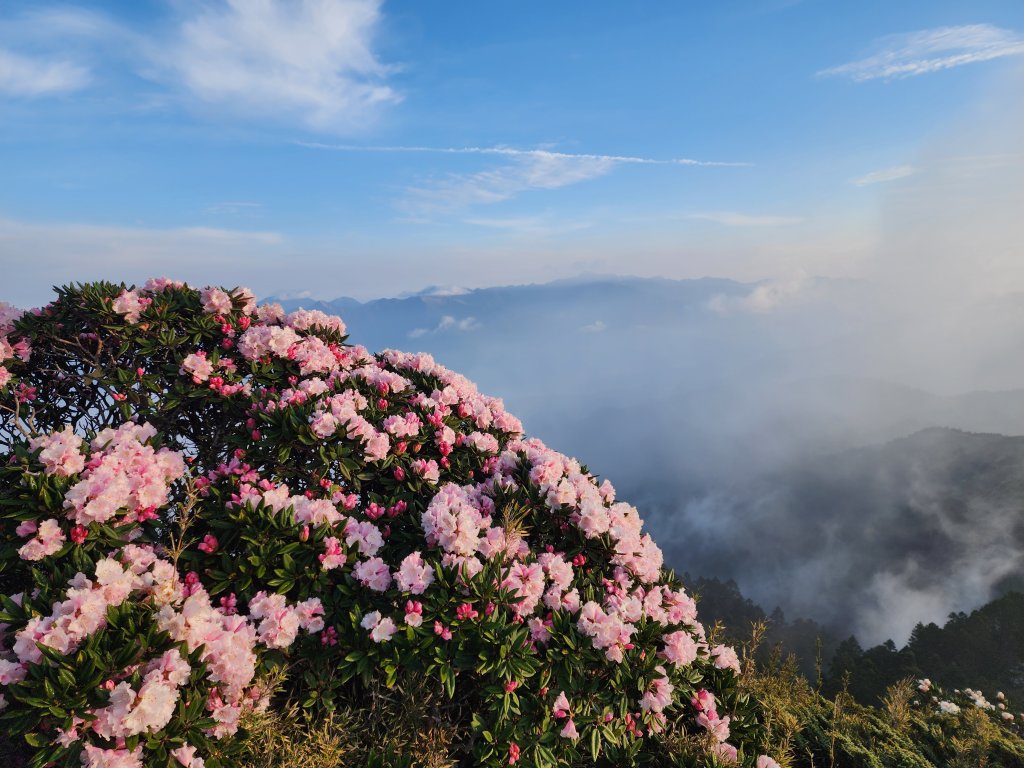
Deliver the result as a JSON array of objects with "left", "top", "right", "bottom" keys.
[{"left": 236, "top": 674, "right": 461, "bottom": 768}]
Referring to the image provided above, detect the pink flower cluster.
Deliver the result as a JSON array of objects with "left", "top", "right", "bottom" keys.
[
  {"left": 247, "top": 591, "right": 324, "bottom": 649},
  {"left": 422, "top": 483, "right": 493, "bottom": 557},
  {"left": 692, "top": 688, "right": 733, "bottom": 750},
  {"left": 394, "top": 551, "right": 434, "bottom": 594},
  {"left": 111, "top": 290, "right": 152, "bottom": 323},
  {"left": 16, "top": 517, "right": 65, "bottom": 561},
  {"left": 61, "top": 422, "right": 185, "bottom": 527},
  {"left": 3, "top": 556, "right": 139, "bottom": 676},
  {"left": 28, "top": 425, "right": 85, "bottom": 476},
  {"left": 90, "top": 649, "right": 191, "bottom": 740},
  {"left": 361, "top": 610, "right": 398, "bottom": 642}
]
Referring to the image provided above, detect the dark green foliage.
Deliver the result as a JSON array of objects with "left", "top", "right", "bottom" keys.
[{"left": 826, "top": 592, "right": 1024, "bottom": 706}]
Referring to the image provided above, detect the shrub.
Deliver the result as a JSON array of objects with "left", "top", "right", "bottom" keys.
[{"left": 0, "top": 280, "right": 777, "bottom": 767}]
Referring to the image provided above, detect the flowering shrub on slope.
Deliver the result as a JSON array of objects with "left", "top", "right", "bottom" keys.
[
  {"left": 916, "top": 679, "right": 1023, "bottom": 735},
  {"left": 0, "top": 280, "right": 777, "bottom": 767}
]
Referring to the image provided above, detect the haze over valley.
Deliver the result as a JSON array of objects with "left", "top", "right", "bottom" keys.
[{"left": 273, "top": 273, "right": 1024, "bottom": 646}]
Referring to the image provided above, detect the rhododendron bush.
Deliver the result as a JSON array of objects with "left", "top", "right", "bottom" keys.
[{"left": 0, "top": 280, "right": 777, "bottom": 767}]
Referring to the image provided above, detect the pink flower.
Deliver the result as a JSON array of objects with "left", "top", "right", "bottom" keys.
[
  {"left": 757, "top": 757, "right": 782, "bottom": 768},
  {"left": 559, "top": 719, "right": 579, "bottom": 740},
  {"left": 577, "top": 500, "right": 610, "bottom": 537},
  {"left": 18, "top": 518, "right": 65, "bottom": 561},
  {"left": 353, "top": 557, "right": 392, "bottom": 592},
  {"left": 661, "top": 630, "right": 698, "bottom": 666},
  {"left": 292, "top": 497, "right": 343, "bottom": 527},
  {"left": 319, "top": 537, "right": 346, "bottom": 570},
  {"left": 508, "top": 743, "right": 520, "bottom": 765},
  {"left": 181, "top": 352, "right": 214, "bottom": 383},
  {"left": 691, "top": 688, "right": 716, "bottom": 715},
  {"left": 411, "top": 458, "right": 440, "bottom": 484},
  {"left": 360, "top": 611, "right": 397, "bottom": 642},
  {"left": 552, "top": 690, "right": 570, "bottom": 718},
  {"left": 433, "top": 620, "right": 452, "bottom": 641},
  {"left": 29, "top": 426, "right": 85, "bottom": 476},
  {"left": 171, "top": 743, "right": 206, "bottom": 768},
  {"left": 344, "top": 519, "right": 384, "bottom": 556},
  {"left": 421, "top": 483, "right": 486, "bottom": 557},
  {"left": 63, "top": 421, "right": 185, "bottom": 527},
  {"left": 197, "top": 534, "right": 218, "bottom": 554},
  {"left": 111, "top": 290, "right": 147, "bottom": 323},
  {"left": 640, "top": 675, "right": 674, "bottom": 714},
  {"left": 394, "top": 551, "right": 434, "bottom": 594},
  {"left": 309, "top": 410, "right": 339, "bottom": 438},
  {"left": 711, "top": 644, "right": 741, "bottom": 673},
  {"left": 200, "top": 287, "right": 233, "bottom": 315},
  {"left": 81, "top": 743, "right": 144, "bottom": 768},
  {"left": 696, "top": 712, "right": 731, "bottom": 743},
  {"left": 713, "top": 742, "right": 739, "bottom": 763},
  {"left": 404, "top": 600, "right": 423, "bottom": 627}
]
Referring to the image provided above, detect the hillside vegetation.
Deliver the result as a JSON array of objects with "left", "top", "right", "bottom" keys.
[{"left": 1, "top": 279, "right": 1023, "bottom": 768}]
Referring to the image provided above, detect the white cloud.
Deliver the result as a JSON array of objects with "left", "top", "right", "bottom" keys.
[
  {"left": 409, "top": 315, "right": 480, "bottom": 338},
  {"left": 708, "top": 271, "right": 811, "bottom": 314},
  {"left": 164, "top": 0, "right": 397, "bottom": 130},
  {"left": 819, "top": 24, "right": 1024, "bottom": 82},
  {"left": 419, "top": 286, "right": 470, "bottom": 297},
  {"left": 687, "top": 211, "right": 802, "bottom": 227},
  {"left": 0, "top": 1, "right": 396, "bottom": 130},
  {"left": 580, "top": 320, "right": 607, "bottom": 333},
  {"left": 851, "top": 164, "right": 916, "bottom": 186},
  {"left": 0, "top": 48, "right": 90, "bottom": 97}
]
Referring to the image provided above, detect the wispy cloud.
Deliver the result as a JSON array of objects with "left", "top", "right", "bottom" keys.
[
  {"left": 851, "top": 164, "right": 916, "bottom": 186},
  {"left": 0, "top": 47, "right": 90, "bottom": 97},
  {"left": 820, "top": 24, "right": 1024, "bottom": 82},
  {"left": 297, "top": 142, "right": 747, "bottom": 167},
  {"left": 205, "top": 201, "right": 265, "bottom": 215},
  {"left": 409, "top": 315, "right": 480, "bottom": 338},
  {"left": 464, "top": 215, "right": 593, "bottom": 236},
  {"left": 687, "top": 211, "right": 802, "bottom": 227},
  {"left": 299, "top": 144, "right": 747, "bottom": 215}
]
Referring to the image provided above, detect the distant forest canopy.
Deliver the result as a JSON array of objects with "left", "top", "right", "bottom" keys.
[{"left": 690, "top": 574, "right": 1024, "bottom": 706}]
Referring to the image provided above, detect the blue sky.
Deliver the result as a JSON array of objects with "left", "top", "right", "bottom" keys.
[{"left": 2, "top": 0, "right": 1024, "bottom": 306}]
